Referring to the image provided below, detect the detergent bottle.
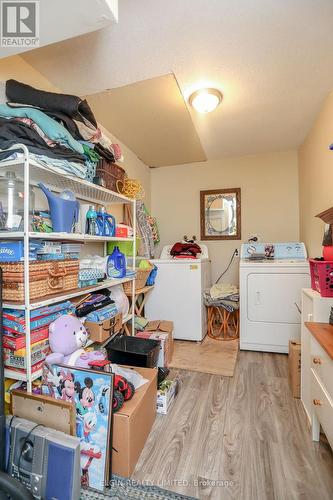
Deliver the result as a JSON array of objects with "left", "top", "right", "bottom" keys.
[
  {"left": 107, "top": 246, "right": 126, "bottom": 278},
  {"left": 96, "top": 208, "right": 105, "bottom": 236},
  {"left": 96, "top": 207, "right": 115, "bottom": 236},
  {"left": 104, "top": 211, "right": 116, "bottom": 237}
]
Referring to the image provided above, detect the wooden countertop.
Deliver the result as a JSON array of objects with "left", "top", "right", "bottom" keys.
[{"left": 305, "top": 322, "right": 333, "bottom": 360}]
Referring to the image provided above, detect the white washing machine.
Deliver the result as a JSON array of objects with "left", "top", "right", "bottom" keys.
[
  {"left": 240, "top": 242, "right": 310, "bottom": 353},
  {"left": 145, "top": 244, "right": 212, "bottom": 341}
]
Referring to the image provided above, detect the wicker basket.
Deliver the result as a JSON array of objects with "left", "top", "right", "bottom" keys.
[
  {"left": 95, "top": 159, "right": 126, "bottom": 192},
  {"left": 123, "top": 267, "right": 152, "bottom": 294},
  {"left": 0, "top": 260, "right": 79, "bottom": 301}
]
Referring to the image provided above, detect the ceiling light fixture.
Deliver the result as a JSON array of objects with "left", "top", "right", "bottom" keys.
[{"left": 189, "top": 88, "right": 223, "bottom": 113}]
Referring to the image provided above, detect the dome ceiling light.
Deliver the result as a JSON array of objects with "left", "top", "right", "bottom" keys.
[{"left": 189, "top": 88, "right": 223, "bottom": 113}]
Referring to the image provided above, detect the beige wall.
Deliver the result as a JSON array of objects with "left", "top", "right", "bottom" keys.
[
  {"left": 0, "top": 55, "right": 59, "bottom": 91},
  {"left": 151, "top": 151, "right": 300, "bottom": 282},
  {"left": 298, "top": 91, "right": 333, "bottom": 258},
  {"left": 98, "top": 124, "right": 151, "bottom": 210}
]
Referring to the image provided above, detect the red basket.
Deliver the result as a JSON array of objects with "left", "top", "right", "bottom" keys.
[{"left": 309, "top": 258, "right": 333, "bottom": 297}]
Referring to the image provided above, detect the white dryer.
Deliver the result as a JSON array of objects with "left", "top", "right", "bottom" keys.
[
  {"left": 145, "top": 244, "right": 211, "bottom": 341},
  {"left": 240, "top": 242, "right": 310, "bottom": 353}
]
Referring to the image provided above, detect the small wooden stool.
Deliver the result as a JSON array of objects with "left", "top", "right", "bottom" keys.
[
  {"left": 123, "top": 285, "right": 154, "bottom": 335},
  {"left": 125, "top": 285, "right": 154, "bottom": 317},
  {"left": 207, "top": 305, "right": 239, "bottom": 341}
]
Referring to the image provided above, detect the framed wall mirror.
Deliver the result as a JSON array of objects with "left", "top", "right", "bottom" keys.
[{"left": 200, "top": 188, "right": 241, "bottom": 240}]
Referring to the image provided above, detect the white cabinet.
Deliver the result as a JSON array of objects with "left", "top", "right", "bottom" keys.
[{"left": 301, "top": 289, "right": 333, "bottom": 423}]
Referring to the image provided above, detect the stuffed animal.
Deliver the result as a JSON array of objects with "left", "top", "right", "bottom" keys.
[
  {"left": 45, "top": 315, "right": 105, "bottom": 368},
  {"left": 182, "top": 235, "right": 197, "bottom": 244}
]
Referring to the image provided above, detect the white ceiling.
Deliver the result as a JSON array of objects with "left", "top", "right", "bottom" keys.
[
  {"left": 0, "top": 0, "right": 118, "bottom": 58},
  {"left": 22, "top": 0, "right": 333, "bottom": 162}
]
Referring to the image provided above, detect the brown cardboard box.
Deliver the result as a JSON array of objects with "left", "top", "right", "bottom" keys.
[
  {"left": 85, "top": 312, "right": 122, "bottom": 343},
  {"left": 112, "top": 366, "right": 157, "bottom": 477},
  {"left": 144, "top": 320, "right": 174, "bottom": 365},
  {"left": 135, "top": 331, "right": 170, "bottom": 367},
  {"left": 289, "top": 339, "right": 301, "bottom": 398}
]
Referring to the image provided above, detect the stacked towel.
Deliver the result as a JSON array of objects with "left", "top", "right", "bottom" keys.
[{"left": 204, "top": 283, "right": 239, "bottom": 312}]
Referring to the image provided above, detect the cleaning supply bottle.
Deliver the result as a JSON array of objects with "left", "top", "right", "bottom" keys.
[
  {"left": 86, "top": 205, "right": 98, "bottom": 235},
  {"left": 107, "top": 246, "right": 126, "bottom": 278},
  {"left": 104, "top": 211, "right": 116, "bottom": 237},
  {"left": 96, "top": 207, "right": 106, "bottom": 236},
  {"left": 96, "top": 207, "right": 105, "bottom": 236},
  {"left": 96, "top": 208, "right": 116, "bottom": 236}
]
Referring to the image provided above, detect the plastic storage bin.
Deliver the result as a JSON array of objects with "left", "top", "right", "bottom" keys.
[
  {"left": 106, "top": 335, "right": 160, "bottom": 367},
  {"left": 0, "top": 171, "right": 35, "bottom": 231},
  {"left": 107, "top": 238, "right": 140, "bottom": 257},
  {"left": 309, "top": 258, "right": 333, "bottom": 297}
]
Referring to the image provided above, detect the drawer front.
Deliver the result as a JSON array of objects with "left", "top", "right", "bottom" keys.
[
  {"left": 310, "top": 337, "right": 333, "bottom": 401},
  {"left": 311, "top": 370, "right": 333, "bottom": 449}
]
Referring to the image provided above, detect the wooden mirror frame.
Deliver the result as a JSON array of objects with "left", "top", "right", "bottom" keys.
[{"left": 200, "top": 188, "right": 241, "bottom": 240}]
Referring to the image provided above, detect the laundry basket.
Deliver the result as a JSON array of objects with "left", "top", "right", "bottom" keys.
[
  {"left": 95, "top": 159, "right": 126, "bottom": 192},
  {"left": 123, "top": 267, "right": 152, "bottom": 294},
  {"left": 309, "top": 258, "right": 333, "bottom": 297},
  {"left": 0, "top": 260, "right": 79, "bottom": 301}
]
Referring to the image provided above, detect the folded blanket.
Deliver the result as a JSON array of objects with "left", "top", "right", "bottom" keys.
[
  {"left": 3, "top": 151, "right": 86, "bottom": 179},
  {"left": 0, "top": 104, "right": 84, "bottom": 154},
  {"left": 204, "top": 291, "right": 239, "bottom": 312},
  {"left": 6, "top": 79, "right": 97, "bottom": 126},
  {"left": 210, "top": 283, "right": 239, "bottom": 300},
  {"left": 0, "top": 119, "right": 86, "bottom": 166}
]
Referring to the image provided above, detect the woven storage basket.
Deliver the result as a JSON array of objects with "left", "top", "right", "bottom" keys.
[
  {"left": 95, "top": 159, "right": 126, "bottom": 192},
  {"left": 123, "top": 267, "right": 152, "bottom": 294},
  {"left": 0, "top": 260, "right": 79, "bottom": 301}
]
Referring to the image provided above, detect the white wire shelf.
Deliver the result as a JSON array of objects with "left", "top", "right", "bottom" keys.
[
  {"left": 0, "top": 158, "right": 133, "bottom": 205},
  {"left": 0, "top": 231, "right": 134, "bottom": 242},
  {"left": 4, "top": 367, "right": 43, "bottom": 382},
  {"left": 0, "top": 151, "right": 137, "bottom": 390},
  {"left": 3, "top": 277, "right": 135, "bottom": 311}
]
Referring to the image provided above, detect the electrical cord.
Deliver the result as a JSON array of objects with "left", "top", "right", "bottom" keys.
[
  {"left": 215, "top": 249, "right": 238, "bottom": 284},
  {"left": 6, "top": 416, "right": 16, "bottom": 473},
  {"left": 17, "top": 424, "right": 45, "bottom": 481}
]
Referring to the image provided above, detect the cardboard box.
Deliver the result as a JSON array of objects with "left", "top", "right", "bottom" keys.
[
  {"left": 289, "top": 339, "right": 301, "bottom": 398},
  {"left": 85, "top": 312, "right": 122, "bottom": 343},
  {"left": 112, "top": 366, "right": 157, "bottom": 477},
  {"left": 157, "top": 379, "right": 179, "bottom": 414},
  {"left": 135, "top": 331, "right": 169, "bottom": 367},
  {"left": 140, "top": 320, "right": 174, "bottom": 366}
]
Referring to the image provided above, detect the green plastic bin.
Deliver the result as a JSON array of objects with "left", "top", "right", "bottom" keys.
[{"left": 107, "top": 238, "right": 140, "bottom": 257}]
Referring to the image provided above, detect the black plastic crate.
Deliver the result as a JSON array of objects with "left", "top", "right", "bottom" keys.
[{"left": 106, "top": 335, "right": 160, "bottom": 368}]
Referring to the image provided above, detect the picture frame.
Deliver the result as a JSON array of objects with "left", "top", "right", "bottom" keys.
[
  {"left": 41, "top": 363, "right": 114, "bottom": 493},
  {"left": 10, "top": 389, "right": 76, "bottom": 435},
  {"left": 200, "top": 188, "right": 241, "bottom": 240}
]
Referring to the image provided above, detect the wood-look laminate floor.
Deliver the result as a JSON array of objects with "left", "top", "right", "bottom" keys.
[{"left": 133, "top": 351, "right": 333, "bottom": 500}]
